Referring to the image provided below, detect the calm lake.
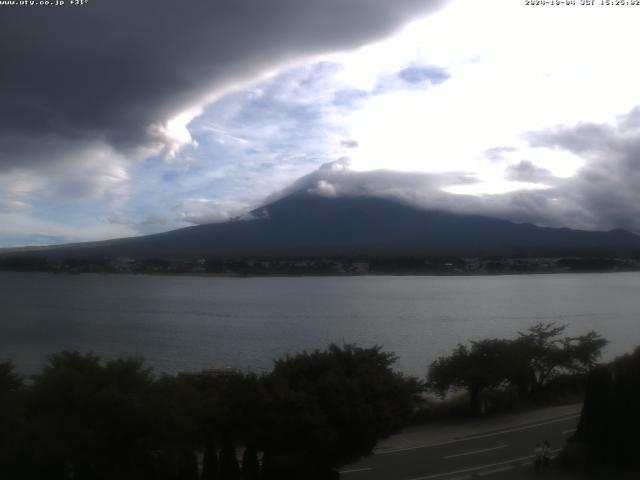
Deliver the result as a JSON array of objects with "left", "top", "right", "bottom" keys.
[{"left": 1, "top": 271, "right": 639, "bottom": 375}]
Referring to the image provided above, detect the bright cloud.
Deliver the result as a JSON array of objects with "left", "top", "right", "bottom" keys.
[{"left": 326, "top": 0, "right": 640, "bottom": 184}]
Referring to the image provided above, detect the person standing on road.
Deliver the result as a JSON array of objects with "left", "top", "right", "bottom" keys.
[
  {"left": 543, "top": 440, "right": 551, "bottom": 468},
  {"left": 534, "top": 443, "right": 543, "bottom": 472}
]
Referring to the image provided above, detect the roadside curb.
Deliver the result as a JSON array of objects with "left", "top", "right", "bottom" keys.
[
  {"left": 455, "top": 413, "right": 580, "bottom": 441},
  {"left": 375, "top": 404, "right": 582, "bottom": 453}
]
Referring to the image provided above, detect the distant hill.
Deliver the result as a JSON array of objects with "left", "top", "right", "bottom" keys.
[{"left": 4, "top": 191, "right": 640, "bottom": 259}]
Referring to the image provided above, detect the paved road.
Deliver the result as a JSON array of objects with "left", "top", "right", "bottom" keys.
[{"left": 340, "top": 414, "right": 579, "bottom": 480}]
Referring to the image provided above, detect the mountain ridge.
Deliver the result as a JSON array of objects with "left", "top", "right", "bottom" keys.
[{"left": 3, "top": 191, "right": 640, "bottom": 259}]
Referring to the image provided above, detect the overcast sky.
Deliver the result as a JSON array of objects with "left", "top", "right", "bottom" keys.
[{"left": 2, "top": 0, "right": 640, "bottom": 246}]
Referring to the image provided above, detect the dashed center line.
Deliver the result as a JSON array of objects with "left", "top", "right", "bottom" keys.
[
  {"left": 406, "top": 455, "right": 534, "bottom": 480},
  {"left": 443, "top": 444, "right": 508, "bottom": 459},
  {"left": 406, "top": 450, "right": 559, "bottom": 480}
]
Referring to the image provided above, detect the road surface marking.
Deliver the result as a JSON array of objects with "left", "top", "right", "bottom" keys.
[
  {"left": 377, "top": 414, "right": 579, "bottom": 455},
  {"left": 443, "top": 444, "right": 508, "bottom": 459},
  {"left": 478, "top": 465, "right": 514, "bottom": 476},
  {"left": 377, "top": 445, "right": 433, "bottom": 454},
  {"left": 339, "top": 467, "right": 372, "bottom": 474},
  {"left": 562, "top": 428, "right": 577, "bottom": 435},
  {"left": 455, "top": 415, "right": 580, "bottom": 442},
  {"left": 406, "top": 454, "right": 533, "bottom": 480}
]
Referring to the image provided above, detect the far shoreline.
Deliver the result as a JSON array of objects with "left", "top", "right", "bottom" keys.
[{"left": 2, "top": 267, "right": 640, "bottom": 279}]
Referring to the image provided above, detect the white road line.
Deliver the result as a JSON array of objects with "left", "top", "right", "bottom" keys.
[
  {"left": 343, "top": 448, "right": 565, "bottom": 479},
  {"left": 455, "top": 415, "right": 580, "bottom": 443},
  {"left": 339, "top": 467, "right": 372, "bottom": 474},
  {"left": 562, "top": 428, "right": 577, "bottom": 435},
  {"left": 406, "top": 454, "right": 533, "bottom": 480},
  {"left": 377, "top": 445, "right": 432, "bottom": 454},
  {"left": 377, "top": 414, "right": 579, "bottom": 455},
  {"left": 443, "top": 444, "right": 508, "bottom": 460},
  {"left": 477, "top": 465, "right": 514, "bottom": 476}
]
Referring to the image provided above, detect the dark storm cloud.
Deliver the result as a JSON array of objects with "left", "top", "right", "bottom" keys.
[
  {"left": 522, "top": 107, "right": 640, "bottom": 232},
  {"left": 527, "top": 122, "right": 617, "bottom": 154},
  {"left": 504, "top": 160, "right": 556, "bottom": 184},
  {"left": 265, "top": 160, "right": 592, "bottom": 232},
  {"left": 257, "top": 105, "right": 640, "bottom": 235},
  {"left": 0, "top": 0, "right": 445, "bottom": 170},
  {"left": 254, "top": 159, "right": 575, "bottom": 233}
]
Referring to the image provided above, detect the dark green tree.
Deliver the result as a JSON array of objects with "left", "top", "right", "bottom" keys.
[
  {"left": 149, "top": 374, "right": 201, "bottom": 480},
  {"left": 427, "top": 324, "right": 608, "bottom": 412},
  {"left": 27, "top": 352, "right": 161, "bottom": 480},
  {"left": 241, "top": 445, "right": 260, "bottom": 480},
  {"left": 427, "top": 339, "right": 512, "bottom": 414},
  {"left": 576, "top": 365, "right": 613, "bottom": 466},
  {"left": 514, "top": 323, "right": 608, "bottom": 397},
  {"left": 201, "top": 435, "right": 219, "bottom": 480},
  {"left": 573, "top": 346, "right": 640, "bottom": 469},
  {"left": 0, "top": 361, "right": 25, "bottom": 477},
  {"left": 186, "top": 369, "right": 268, "bottom": 480},
  {"left": 261, "top": 344, "right": 419, "bottom": 479},
  {"left": 608, "top": 347, "right": 640, "bottom": 468}
]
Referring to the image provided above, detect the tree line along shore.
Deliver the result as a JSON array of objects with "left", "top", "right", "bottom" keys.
[
  {"left": 2, "top": 254, "right": 640, "bottom": 275},
  {"left": 0, "top": 323, "right": 637, "bottom": 479}
]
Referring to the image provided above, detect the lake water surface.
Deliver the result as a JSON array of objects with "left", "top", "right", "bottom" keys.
[{"left": 2, "top": 271, "right": 639, "bottom": 375}]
